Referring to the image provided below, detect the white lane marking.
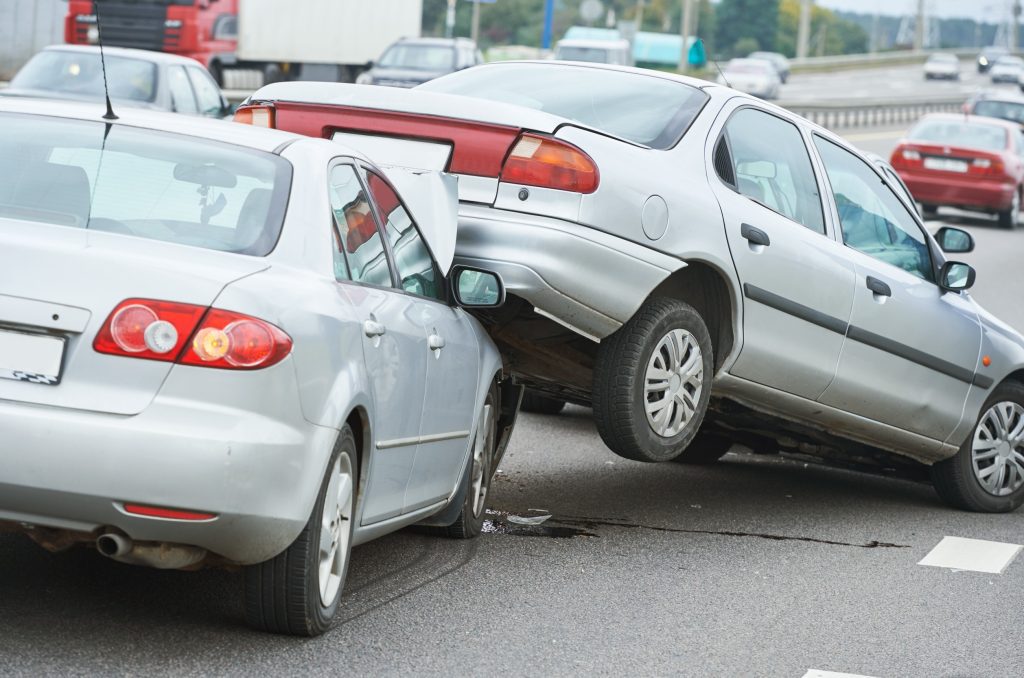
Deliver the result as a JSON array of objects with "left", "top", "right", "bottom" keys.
[
  {"left": 918, "top": 536, "right": 1023, "bottom": 574},
  {"left": 803, "top": 671, "right": 878, "bottom": 678}
]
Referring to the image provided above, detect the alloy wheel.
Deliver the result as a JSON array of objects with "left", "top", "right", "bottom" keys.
[
  {"left": 318, "top": 452, "right": 354, "bottom": 606},
  {"left": 470, "top": 403, "right": 493, "bottom": 518}
]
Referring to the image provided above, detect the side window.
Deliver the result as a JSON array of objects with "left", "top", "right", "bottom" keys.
[
  {"left": 167, "top": 66, "right": 197, "bottom": 115},
  {"left": 813, "top": 136, "right": 934, "bottom": 282},
  {"left": 328, "top": 164, "right": 392, "bottom": 287},
  {"left": 186, "top": 67, "right": 224, "bottom": 116},
  {"left": 720, "top": 108, "right": 825, "bottom": 234},
  {"left": 212, "top": 14, "right": 238, "bottom": 41},
  {"left": 364, "top": 170, "right": 445, "bottom": 302}
]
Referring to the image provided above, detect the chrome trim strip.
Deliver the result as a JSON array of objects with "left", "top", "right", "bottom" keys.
[{"left": 376, "top": 430, "right": 470, "bottom": 450}]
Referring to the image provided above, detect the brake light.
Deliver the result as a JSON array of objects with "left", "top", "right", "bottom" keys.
[
  {"left": 500, "top": 134, "right": 599, "bottom": 194},
  {"left": 902, "top": 149, "right": 921, "bottom": 161},
  {"left": 233, "top": 104, "right": 276, "bottom": 128},
  {"left": 123, "top": 503, "right": 217, "bottom": 521},
  {"left": 95, "top": 300, "right": 292, "bottom": 370}
]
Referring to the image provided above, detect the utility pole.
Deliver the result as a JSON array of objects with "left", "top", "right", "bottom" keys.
[
  {"left": 796, "top": 0, "right": 812, "bottom": 60},
  {"left": 636, "top": 0, "right": 645, "bottom": 32},
  {"left": 1013, "top": 1, "right": 1022, "bottom": 52},
  {"left": 445, "top": 0, "right": 456, "bottom": 39},
  {"left": 680, "top": 0, "right": 694, "bottom": 71},
  {"left": 913, "top": 0, "right": 925, "bottom": 51},
  {"left": 542, "top": 0, "right": 554, "bottom": 50},
  {"left": 471, "top": 0, "right": 480, "bottom": 44},
  {"left": 870, "top": 11, "right": 879, "bottom": 53}
]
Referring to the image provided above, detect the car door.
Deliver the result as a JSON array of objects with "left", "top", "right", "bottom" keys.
[
  {"left": 363, "top": 168, "right": 480, "bottom": 512},
  {"left": 709, "top": 104, "right": 857, "bottom": 400},
  {"left": 811, "top": 135, "right": 982, "bottom": 441},
  {"left": 328, "top": 162, "right": 428, "bottom": 525}
]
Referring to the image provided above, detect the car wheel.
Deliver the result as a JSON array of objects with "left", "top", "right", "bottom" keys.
[
  {"left": 442, "top": 385, "right": 498, "bottom": 539},
  {"left": 244, "top": 426, "right": 357, "bottom": 636},
  {"left": 932, "top": 382, "right": 1024, "bottom": 513},
  {"left": 671, "top": 428, "right": 734, "bottom": 465},
  {"left": 593, "top": 297, "right": 714, "bottom": 463},
  {"left": 921, "top": 203, "right": 939, "bottom": 216},
  {"left": 997, "top": 189, "right": 1020, "bottom": 229},
  {"left": 520, "top": 390, "right": 566, "bottom": 415}
]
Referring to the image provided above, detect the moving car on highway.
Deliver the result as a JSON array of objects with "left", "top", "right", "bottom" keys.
[
  {"left": 356, "top": 37, "right": 482, "bottom": 88},
  {"left": 890, "top": 113, "right": 1024, "bottom": 228},
  {"left": 717, "top": 58, "right": 780, "bottom": 100},
  {"left": 555, "top": 38, "right": 633, "bottom": 66},
  {"left": 989, "top": 55, "right": 1024, "bottom": 84},
  {"left": 978, "top": 46, "right": 1009, "bottom": 73},
  {"left": 0, "top": 97, "right": 517, "bottom": 636},
  {"left": 964, "top": 90, "right": 1024, "bottom": 125},
  {"left": 748, "top": 51, "right": 791, "bottom": 83},
  {"left": 242, "top": 61, "right": 1024, "bottom": 514},
  {"left": 0, "top": 45, "right": 230, "bottom": 117},
  {"left": 923, "top": 53, "right": 960, "bottom": 80}
]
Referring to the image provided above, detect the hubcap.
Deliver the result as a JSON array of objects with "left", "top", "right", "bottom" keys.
[
  {"left": 644, "top": 329, "right": 704, "bottom": 438},
  {"left": 972, "top": 401, "right": 1024, "bottom": 497},
  {"left": 318, "top": 452, "right": 354, "bottom": 607},
  {"left": 470, "top": 403, "right": 493, "bottom": 518}
]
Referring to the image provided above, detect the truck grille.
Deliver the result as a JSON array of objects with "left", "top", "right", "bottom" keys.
[{"left": 76, "top": 2, "right": 168, "bottom": 52}]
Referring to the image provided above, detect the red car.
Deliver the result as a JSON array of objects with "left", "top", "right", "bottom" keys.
[{"left": 890, "top": 113, "right": 1024, "bottom": 228}]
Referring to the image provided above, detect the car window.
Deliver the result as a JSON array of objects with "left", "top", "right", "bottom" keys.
[
  {"left": 908, "top": 119, "right": 1007, "bottom": 151},
  {"left": 10, "top": 50, "right": 158, "bottom": 103},
  {"left": 186, "top": 67, "right": 223, "bottom": 116},
  {"left": 972, "top": 99, "right": 1024, "bottom": 124},
  {"left": 721, "top": 108, "right": 825, "bottom": 234},
  {"left": 813, "top": 136, "right": 933, "bottom": 282},
  {"left": 167, "top": 65, "right": 197, "bottom": 114},
  {"left": 364, "top": 170, "right": 445, "bottom": 302},
  {"left": 328, "top": 164, "right": 392, "bottom": 287},
  {"left": 379, "top": 44, "right": 455, "bottom": 71}
]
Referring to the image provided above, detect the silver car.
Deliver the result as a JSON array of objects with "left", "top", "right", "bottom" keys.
[
  {"left": 0, "top": 97, "right": 517, "bottom": 636},
  {"left": 247, "top": 61, "right": 1024, "bottom": 514}
]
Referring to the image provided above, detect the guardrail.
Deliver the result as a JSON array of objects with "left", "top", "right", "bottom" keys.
[
  {"left": 780, "top": 95, "right": 966, "bottom": 130},
  {"left": 790, "top": 49, "right": 980, "bottom": 72}
]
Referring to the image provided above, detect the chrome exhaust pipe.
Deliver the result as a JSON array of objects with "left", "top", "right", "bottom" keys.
[
  {"left": 96, "top": 532, "right": 206, "bottom": 570},
  {"left": 96, "top": 532, "right": 132, "bottom": 558}
]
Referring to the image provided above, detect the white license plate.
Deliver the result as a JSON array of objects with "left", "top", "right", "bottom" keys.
[
  {"left": 0, "top": 328, "right": 65, "bottom": 385},
  {"left": 924, "top": 157, "right": 968, "bottom": 173}
]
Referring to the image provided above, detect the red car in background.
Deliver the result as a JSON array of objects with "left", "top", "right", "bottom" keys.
[{"left": 890, "top": 113, "right": 1024, "bottom": 229}]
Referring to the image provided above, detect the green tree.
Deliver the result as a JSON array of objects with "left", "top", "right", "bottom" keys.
[{"left": 715, "top": 0, "right": 778, "bottom": 58}]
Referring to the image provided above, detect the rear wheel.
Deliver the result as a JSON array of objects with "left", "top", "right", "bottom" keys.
[
  {"left": 520, "top": 390, "right": 566, "bottom": 415},
  {"left": 593, "top": 298, "right": 714, "bottom": 463},
  {"left": 671, "top": 428, "right": 733, "bottom": 465},
  {"left": 997, "top": 189, "right": 1020, "bottom": 229},
  {"left": 932, "top": 383, "right": 1024, "bottom": 513},
  {"left": 921, "top": 203, "right": 938, "bottom": 217},
  {"left": 244, "top": 426, "right": 357, "bottom": 636}
]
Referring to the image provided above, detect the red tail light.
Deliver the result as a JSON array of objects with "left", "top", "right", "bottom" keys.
[
  {"left": 234, "top": 104, "right": 276, "bottom": 128},
  {"left": 95, "top": 300, "right": 292, "bottom": 370},
  {"left": 123, "top": 503, "right": 217, "bottom": 521},
  {"left": 500, "top": 134, "right": 599, "bottom": 194}
]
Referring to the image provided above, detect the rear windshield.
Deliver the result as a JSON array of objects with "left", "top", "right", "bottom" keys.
[
  {"left": 379, "top": 44, "right": 455, "bottom": 71},
  {"left": 0, "top": 113, "right": 291, "bottom": 255},
  {"left": 11, "top": 51, "right": 158, "bottom": 103},
  {"left": 419, "top": 63, "right": 709, "bottom": 149},
  {"left": 908, "top": 119, "right": 1008, "bottom": 151},
  {"left": 973, "top": 99, "right": 1024, "bottom": 124}
]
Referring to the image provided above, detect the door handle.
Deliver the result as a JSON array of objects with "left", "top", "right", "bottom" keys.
[
  {"left": 428, "top": 333, "right": 446, "bottom": 351},
  {"left": 740, "top": 223, "right": 771, "bottom": 247},
  {"left": 363, "top": 320, "right": 386, "bottom": 338},
  {"left": 866, "top": 276, "right": 892, "bottom": 297}
]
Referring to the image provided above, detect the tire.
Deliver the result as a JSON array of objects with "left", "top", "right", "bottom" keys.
[
  {"left": 520, "top": 390, "right": 566, "bottom": 415},
  {"left": 442, "top": 385, "right": 498, "bottom": 539},
  {"left": 931, "top": 382, "right": 1024, "bottom": 513},
  {"left": 997, "top": 189, "right": 1020, "bottom": 229},
  {"left": 244, "top": 426, "right": 358, "bottom": 636},
  {"left": 921, "top": 203, "right": 938, "bottom": 217},
  {"left": 593, "top": 297, "right": 714, "bottom": 463},
  {"left": 671, "top": 429, "right": 733, "bottom": 465}
]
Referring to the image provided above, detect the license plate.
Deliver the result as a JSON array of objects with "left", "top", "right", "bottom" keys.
[
  {"left": 924, "top": 157, "right": 968, "bottom": 173},
  {"left": 0, "top": 328, "right": 65, "bottom": 385}
]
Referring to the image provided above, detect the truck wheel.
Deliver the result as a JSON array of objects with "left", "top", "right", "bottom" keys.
[
  {"left": 244, "top": 426, "right": 357, "bottom": 636},
  {"left": 593, "top": 298, "right": 714, "bottom": 463},
  {"left": 932, "top": 383, "right": 1024, "bottom": 513},
  {"left": 671, "top": 429, "right": 733, "bottom": 465},
  {"left": 520, "top": 390, "right": 566, "bottom": 415}
]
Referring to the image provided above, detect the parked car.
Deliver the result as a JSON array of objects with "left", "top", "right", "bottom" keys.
[
  {"left": 748, "top": 51, "right": 791, "bottom": 83},
  {"left": 356, "top": 37, "right": 482, "bottom": 88},
  {"left": 0, "top": 96, "right": 519, "bottom": 636},
  {"left": 242, "top": 61, "right": 1024, "bottom": 513},
  {"left": 964, "top": 90, "right": 1024, "bottom": 125},
  {"left": 923, "top": 53, "right": 960, "bottom": 80},
  {"left": 0, "top": 45, "right": 230, "bottom": 117},
  {"left": 555, "top": 38, "right": 633, "bottom": 66},
  {"left": 890, "top": 113, "right": 1024, "bottom": 228},
  {"left": 717, "top": 58, "right": 781, "bottom": 99},
  {"left": 989, "top": 55, "right": 1024, "bottom": 84},
  {"left": 978, "top": 46, "right": 1010, "bottom": 73}
]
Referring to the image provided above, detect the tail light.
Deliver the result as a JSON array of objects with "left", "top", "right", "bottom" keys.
[
  {"left": 234, "top": 104, "right": 276, "bottom": 128},
  {"left": 94, "top": 299, "right": 292, "bottom": 370},
  {"left": 901, "top": 149, "right": 921, "bottom": 161},
  {"left": 500, "top": 133, "right": 599, "bottom": 194}
]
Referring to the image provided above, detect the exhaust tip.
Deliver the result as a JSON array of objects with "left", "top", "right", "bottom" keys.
[{"left": 96, "top": 533, "right": 131, "bottom": 558}]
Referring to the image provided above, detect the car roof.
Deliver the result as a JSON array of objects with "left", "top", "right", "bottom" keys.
[
  {"left": 914, "top": 112, "right": 1023, "bottom": 132},
  {"left": 395, "top": 37, "right": 473, "bottom": 47},
  {"left": 39, "top": 43, "right": 206, "bottom": 67}
]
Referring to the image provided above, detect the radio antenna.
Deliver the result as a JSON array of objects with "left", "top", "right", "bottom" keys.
[{"left": 94, "top": 0, "right": 118, "bottom": 121}]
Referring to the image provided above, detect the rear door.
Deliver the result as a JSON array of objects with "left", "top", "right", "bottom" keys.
[{"left": 708, "top": 103, "right": 857, "bottom": 400}]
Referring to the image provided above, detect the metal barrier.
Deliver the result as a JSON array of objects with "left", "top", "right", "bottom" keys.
[{"left": 780, "top": 96, "right": 966, "bottom": 130}]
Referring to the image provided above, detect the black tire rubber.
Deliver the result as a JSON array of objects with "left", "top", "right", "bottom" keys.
[
  {"left": 592, "top": 297, "right": 714, "bottom": 463},
  {"left": 244, "top": 426, "right": 358, "bottom": 636},
  {"left": 931, "top": 382, "right": 1024, "bottom": 513},
  {"left": 443, "top": 385, "right": 498, "bottom": 539},
  {"left": 921, "top": 203, "right": 938, "bottom": 216},
  {"left": 671, "top": 429, "right": 733, "bottom": 465},
  {"left": 520, "top": 390, "right": 567, "bottom": 415},
  {"left": 998, "top": 196, "right": 1019, "bottom": 229}
]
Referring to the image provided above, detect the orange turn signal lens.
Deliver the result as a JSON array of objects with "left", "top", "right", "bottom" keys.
[{"left": 233, "top": 104, "right": 275, "bottom": 128}]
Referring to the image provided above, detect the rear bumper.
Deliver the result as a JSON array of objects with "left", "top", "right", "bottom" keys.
[
  {"left": 454, "top": 204, "right": 685, "bottom": 340},
  {"left": 902, "top": 173, "right": 1015, "bottom": 211},
  {"left": 0, "top": 359, "right": 336, "bottom": 565}
]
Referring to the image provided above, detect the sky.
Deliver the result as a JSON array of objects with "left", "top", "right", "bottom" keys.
[{"left": 816, "top": 0, "right": 1021, "bottom": 22}]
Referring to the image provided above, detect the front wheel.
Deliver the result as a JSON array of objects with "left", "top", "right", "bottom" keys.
[
  {"left": 244, "top": 426, "right": 357, "bottom": 636},
  {"left": 932, "top": 383, "right": 1024, "bottom": 513},
  {"left": 997, "top": 189, "right": 1020, "bottom": 229},
  {"left": 593, "top": 298, "right": 714, "bottom": 463},
  {"left": 441, "top": 385, "right": 498, "bottom": 539}
]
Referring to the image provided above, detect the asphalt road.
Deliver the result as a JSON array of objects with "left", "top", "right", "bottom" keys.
[{"left": 2, "top": 128, "right": 1024, "bottom": 677}]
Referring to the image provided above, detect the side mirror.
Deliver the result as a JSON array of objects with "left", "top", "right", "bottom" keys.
[
  {"left": 451, "top": 266, "right": 505, "bottom": 308},
  {"left": 940, "top": 261, "right": 976, "bottom": 292},
  {"left": 935, "top": 226, "right": 975, "bottom": 253}
]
